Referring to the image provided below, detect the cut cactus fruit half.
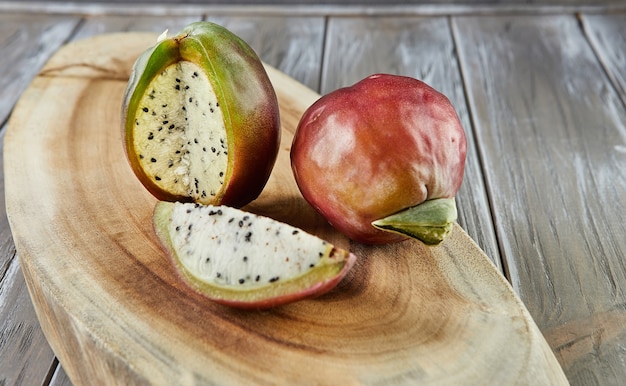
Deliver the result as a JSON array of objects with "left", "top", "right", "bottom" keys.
[
  {"left": 122, "top": 21, "right": 280, "bottom": 208},
  {"left": 153, "top": 201, "right": 357, "bottom": 309}
]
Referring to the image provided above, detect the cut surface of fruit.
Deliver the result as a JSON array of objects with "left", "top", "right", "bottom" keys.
[
  {"left": 153, "top": 201, "right": 357, "bottom": 309},
  {"left": 122, "top": 22, "right": 280, "bottom": 208},
  {"left": 134, "top": 61, "right": 228, "bottom": 200}
]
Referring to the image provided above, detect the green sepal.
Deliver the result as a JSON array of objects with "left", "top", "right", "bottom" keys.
[{"left": 371, "top": 197, "right": 457, "bottom": 245}]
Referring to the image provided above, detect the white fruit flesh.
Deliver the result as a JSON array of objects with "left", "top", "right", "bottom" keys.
[
  {"left": 155, "top": 202, "right": 353, "bottom": 293},
  {"left": 133, "top": 61, "right": 228, "bottom": 202}
]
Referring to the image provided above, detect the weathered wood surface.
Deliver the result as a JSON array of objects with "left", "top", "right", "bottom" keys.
[
  {"left": 453, "top": 14, "right": 626, "bottom": 385},
  {"left": 0, "top": 5, "right": 624, "bottom": 386}
]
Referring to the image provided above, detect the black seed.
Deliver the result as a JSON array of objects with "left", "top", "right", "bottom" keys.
[
  {"left": 310, "top": 263, "right": 315, "bottom": 268},
  {"left": 142, "top": 107, "right": 148, "bottom": 112},
  {"left": 163, "top": 120, "right": 169, "bottom": 124},
  {"left": 162, "top": 104, "right": 168, "bottom": 108},
  {"left": 216, "top": 272, "right": 221, "bottom": 278},
  {"left": 216, "top": 102, "right": 219, "bottom": 107},
  {"left": 211, "top": 147, "right": 216, "bottom": 153},
  {"left": 188, "top": 224, "right": 192, "bottom": 230},
  {"left": 269, "top": 277, "right": 279, "bottom": 283},
  {"left": 205, "top": 257, "right": 210, "bottom": 263},
  {"left": 155, "top": 176, "right": 161, "bottom": 181},
  {"left": 203, "top": 147, "right": 207, "bottom": 152},
  {"left": 228, "top": 218, "right": 234, "bottom": 223},
  {"left": 175, "top": 85, "right": 180, "bottom": 90},
  {"left": 139, "top": 154, "right": 144, "bottom": 159},
  {"left": 175, "top": 226, "right": 180, "bottom": 231},
  {"left": 175, "top": 150, "right": 181, "bottom": 154},
  {"left": 243, "top": 256, "right": 248, "bottom": 262},
  {"left": 151, "top": 158, "right": 157, "bottom": 163},
  {"left": 169, "top": 124, "right": 175, "bottom": 130},
  {"left": 189, "top": 97, "right": 193, "bottom": 103},
  {"left": 255, "top": 275, "right": 260, "bottom": 282},
  {"left": 244, "top": 232, "right": 252, "bottom": 242},
  {"left": 292, "top": 230, "right": 299, "bottom": 235},
  {"left": 148, "top": 133, "right": 154, "bottom": 140},
  {"left": 194, "top": 138, "right": 198, "bottom": 144},
  {"left": 238, "top": 220, "right": 244, "bottom": 227},
  {"left": 219, "top": 172, "right": 224, "bottom": 177},
  {"left": 217, "top": 209, "right": 223, "bottom": 215},
  {"left": 239, "top": 278, "right": 245, "bottom": 284},
  {"left": 185, "top": 86, "right": 189, "bottom": 90},
  {"left": 193, "top": 72, "right": 198, "bottom": 77},
  {"left": 210, "top": 108, "right": 214, "bottom": 113},
  {"left": 176, "top": 78, "right": 181, "bottom": 83},
  {"left": 168, "top": 160, "right": 174, "bottom": 168},
  {"left": 182, "top": 106, "right": 186, "bottom": 111}
]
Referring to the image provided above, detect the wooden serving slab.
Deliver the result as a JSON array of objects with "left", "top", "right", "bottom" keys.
[{"left": 5, "top": 33, "right": 568, "bottom": 385}]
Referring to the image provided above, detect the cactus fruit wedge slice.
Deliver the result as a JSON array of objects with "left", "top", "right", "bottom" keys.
[
  {"left": 153, "top": 201, "right": 357, "bottom": 309},
  {"left": 122, "top": 21, "right": 280, "bottom": 208}
]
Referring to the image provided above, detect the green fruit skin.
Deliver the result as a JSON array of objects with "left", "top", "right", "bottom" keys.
[
  {"left": 291, "top": 74, "right": 466, "bottom": 245},
  {"left": 122, "top": 22, "right": 281, "bottom": 208}
]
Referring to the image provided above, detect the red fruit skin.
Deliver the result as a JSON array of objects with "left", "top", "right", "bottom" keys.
[{"left": 291, "top": 74, "right": 467, "bottom": 244}]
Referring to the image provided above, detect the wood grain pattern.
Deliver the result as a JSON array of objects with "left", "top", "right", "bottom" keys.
[
  {"left": 453, "top": 14, "right": 626, "bottom": 385},
  {"left": 323, "top": 15, "right": 501, "bottom": 270},
  {"left": 582, "top": 13, "right": 626, "bottom": 107},
  {"left": 0, "top": 14, "right": 81, "bottom": 386},
  {"left": 4, "top": 33, "right": 566, "bottom": 385},
  {"left": 0, "top": 13, "right": 80, "bottom": 124},
  {"left": 206, "top": 16, "right": 326, "bottom": 91}
]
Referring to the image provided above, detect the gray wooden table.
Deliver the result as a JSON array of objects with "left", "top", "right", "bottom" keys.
[{"left": 1, "top": 1, "right": 625, "bottom": 385}]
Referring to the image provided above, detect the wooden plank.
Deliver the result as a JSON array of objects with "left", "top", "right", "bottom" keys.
[
  {"left": 582, "top": 13, "right": 626, "bottom": 108},
  {"left": 206, "top": 15, "right": 326, "bottom": 91},
  {"left": 0, "top": 13, "right": 80, "bottom": 124},
  {"left": 453, "top": 14, "right": 626, "bottom": 385},
  {"left": 0, "top": 14, "right": 80, "bottom": 386},
  {"left": 3, "top": 1, "right": 626, "bottom": 20},
  {"left": 72, "top": 14, "right": 325, "bottom": 92},
  {"left": 0, "top": 253, "right": 57, "bottom": 386},
  {"left": 70, "top": 14, "right": 202, "bottom": 42},
  {"left": 322, "top": 15, "right": 502, "bottom": 270}
]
